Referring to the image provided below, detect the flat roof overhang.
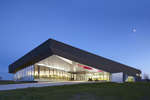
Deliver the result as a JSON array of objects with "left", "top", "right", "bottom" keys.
[{"left": 9, "top": 39, "right": 141, "bottom": 76}]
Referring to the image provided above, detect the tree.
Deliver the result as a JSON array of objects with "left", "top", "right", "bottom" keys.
[{"left": 143, "top": 74, "right": 149, "bottom": 80}]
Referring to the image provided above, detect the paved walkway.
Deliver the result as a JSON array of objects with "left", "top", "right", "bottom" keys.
[{"left": 0, "top": 81, "right": 89, "bottom": 91}]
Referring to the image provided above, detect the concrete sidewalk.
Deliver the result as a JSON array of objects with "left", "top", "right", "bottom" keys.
[{"left": 0, "top": 81, "right": 89, "bottom": 91}]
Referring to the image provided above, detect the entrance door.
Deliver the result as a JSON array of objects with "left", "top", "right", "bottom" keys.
[{"left": 70, "top": 73, "right": 76, "bottom": 81}]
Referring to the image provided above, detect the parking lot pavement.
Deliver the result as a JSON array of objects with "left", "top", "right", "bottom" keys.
[{"left": 0, "top": 81, "right": 89, "bottom": 91}]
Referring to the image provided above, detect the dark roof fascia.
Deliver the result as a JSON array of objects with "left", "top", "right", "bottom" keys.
[
  {"left": 9, "top": 39, "right": 53, "bottom": 73},
  {"left": 49, "top": 39, "right": 141, "bottom": 76},
  {"left": 9, "top": 38, "right": 141, "bottom": 76}
]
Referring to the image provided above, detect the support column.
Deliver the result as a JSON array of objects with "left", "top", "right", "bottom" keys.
[{"left": 38, "top": 66, "right": 40, "bottom": 79}]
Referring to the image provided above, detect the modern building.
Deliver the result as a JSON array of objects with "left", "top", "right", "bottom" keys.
[{"left": 9, "top": 39, "right": 141, "bottom": 82}]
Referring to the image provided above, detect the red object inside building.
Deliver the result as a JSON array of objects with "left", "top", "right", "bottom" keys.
[
  {"left": 78, "top": 64, "right": 93, "bottom": 70},
  {"left": 78, "top": 64, "right": 103, "bottom": 72},
  {"left": 98, "top": 70, "right": 103, "bottom": 72}
]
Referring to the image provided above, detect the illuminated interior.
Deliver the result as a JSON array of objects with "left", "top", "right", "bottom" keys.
[
  {"left": 125, "top": 76, "right": 135, "bottom": 82},
  {"left": 14, "top": 55, "right": 110, "bottom": 81}
]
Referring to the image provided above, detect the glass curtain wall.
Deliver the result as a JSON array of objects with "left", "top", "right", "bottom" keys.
[
  {"left": 14, "top": 55, "right": 110, "bottom": 81},
  {"left": 14, "top": 65, "right": 34, "bottom": 81},
  {"left": 33, "top": 55, "right": 110, "bottom": 81},
  {"left": 34, "top": 65, "right": 71, "bottom": 81}
]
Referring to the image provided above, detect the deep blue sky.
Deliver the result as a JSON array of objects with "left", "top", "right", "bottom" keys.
[{"left": 0, "top": 0, "right": 150, "bottom": 79}]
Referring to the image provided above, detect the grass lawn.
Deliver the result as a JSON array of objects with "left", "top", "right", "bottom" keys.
[{"left": 0, "top": 82, "right": 150, "bottom": 100}]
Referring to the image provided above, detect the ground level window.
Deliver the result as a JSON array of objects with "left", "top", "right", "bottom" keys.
[{"left": 126, "top": 76, "right": 135, "bottom": 82}]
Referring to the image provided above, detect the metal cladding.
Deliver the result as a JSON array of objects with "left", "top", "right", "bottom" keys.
[{"left": 9, "top": 39, "right": 141, "bottom": 77}]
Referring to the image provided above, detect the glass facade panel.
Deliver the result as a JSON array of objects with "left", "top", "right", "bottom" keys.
[
  {"left": 14, "top": 55, "right": 110, "bottom": 82},
  {"left": 125, "top": 76, "right": 135, "bottom": 82},
  {"left": 14, "top": 65, "right": 34, "bottom": 81}
]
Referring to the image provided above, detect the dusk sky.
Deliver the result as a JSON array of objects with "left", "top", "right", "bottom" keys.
[{"left": 0, "top": 0, "right": 150, "bottom": 79}]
